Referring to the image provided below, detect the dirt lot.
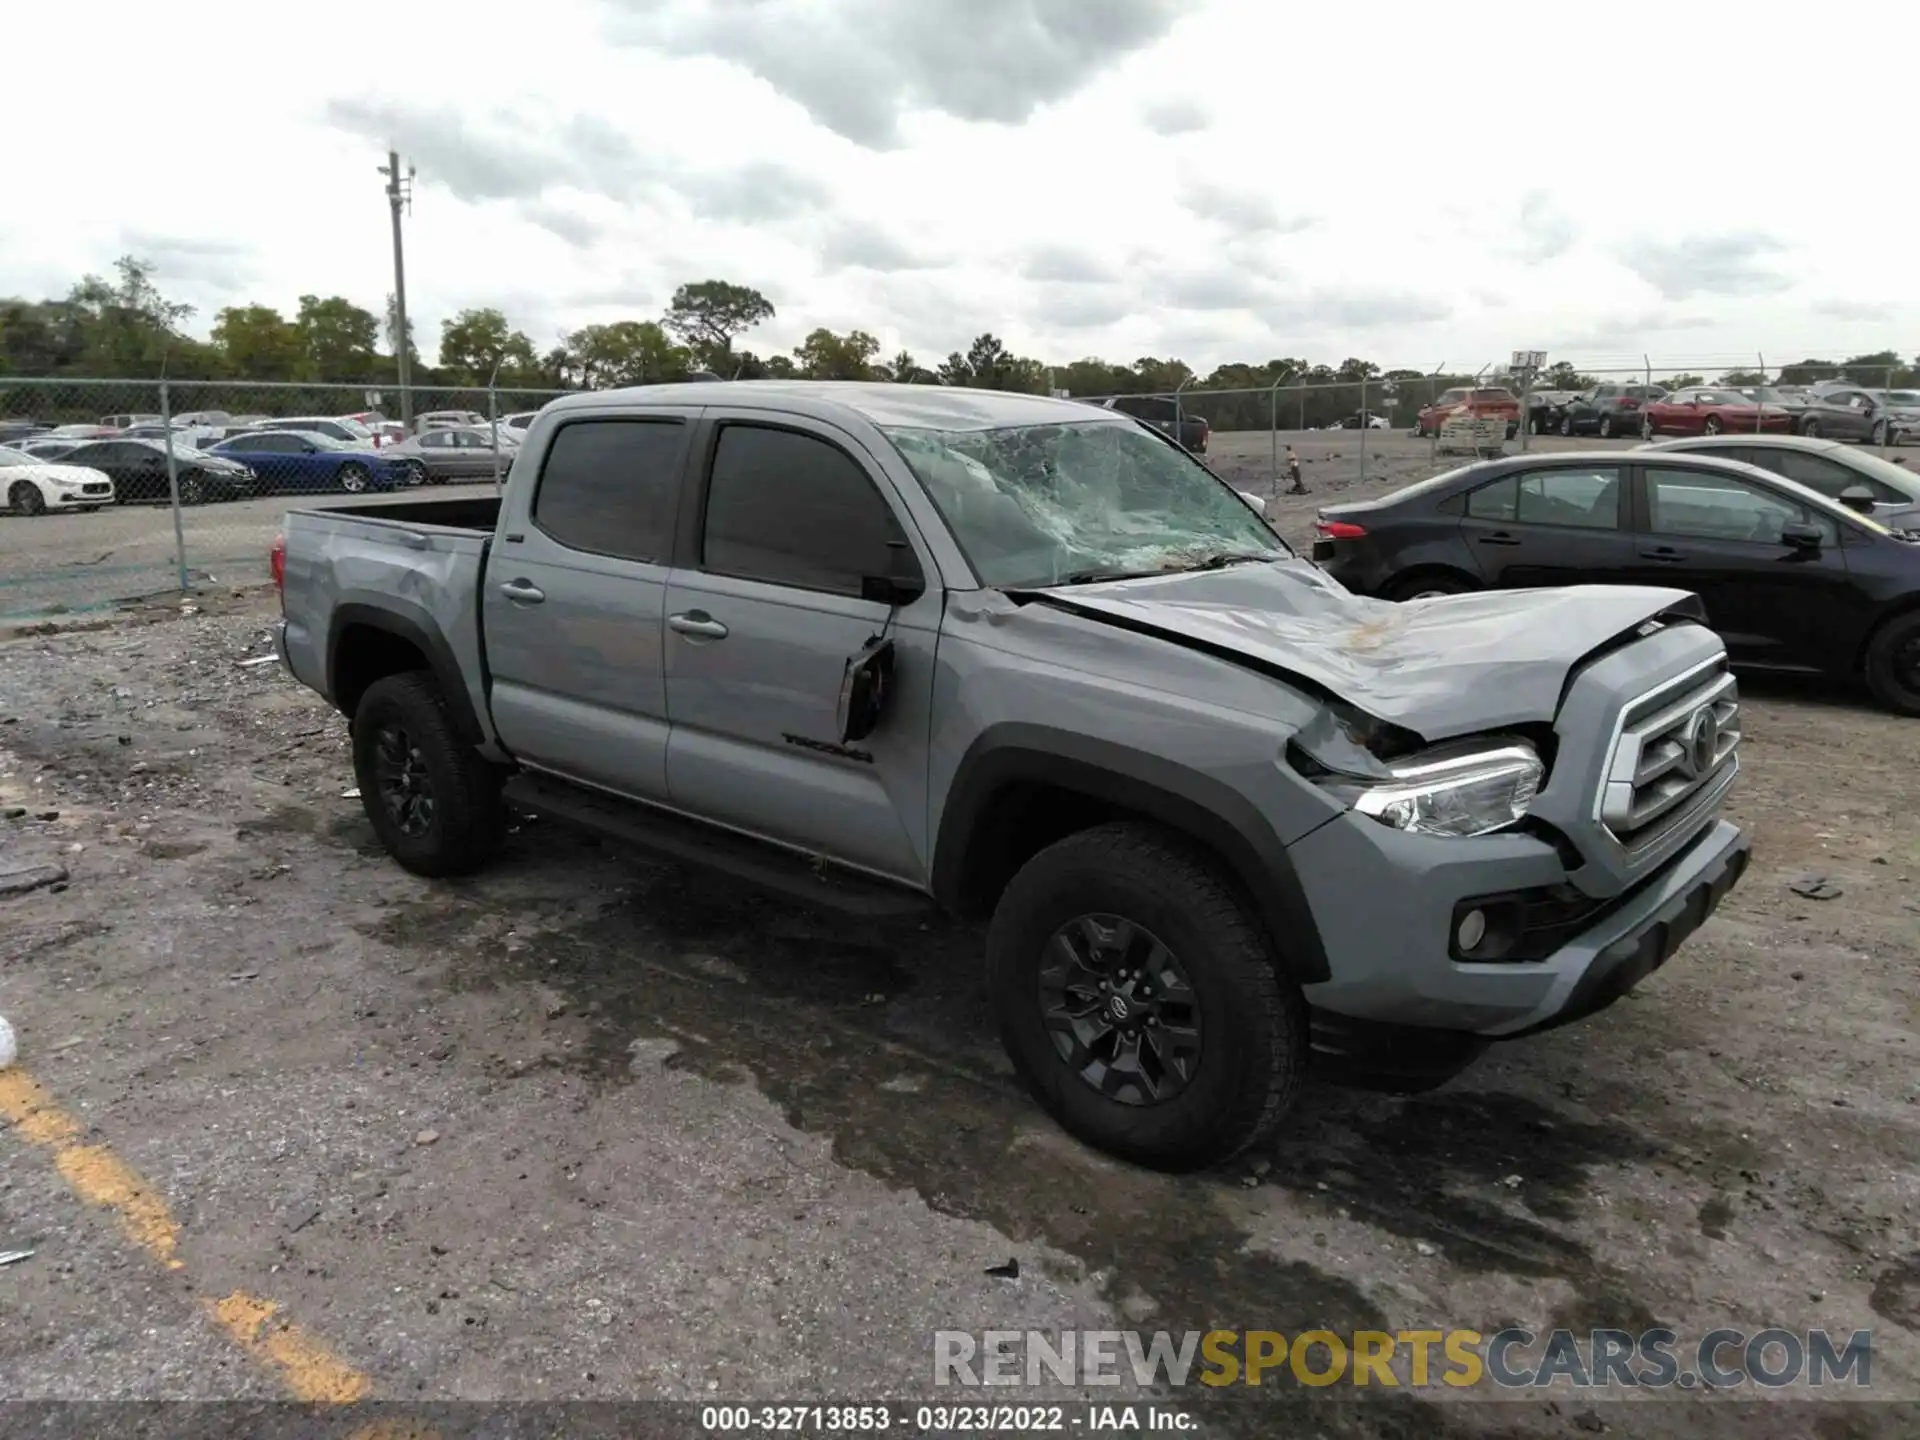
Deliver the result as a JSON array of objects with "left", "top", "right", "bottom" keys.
[{"left": 0, "top": 432, "right": 1917, "bottom": 1436}]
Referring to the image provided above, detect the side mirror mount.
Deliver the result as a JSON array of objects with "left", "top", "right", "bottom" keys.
[
  {"left": 1238, "top": 490, "right": 1268, "bottom": 517},
  {"left": 1837, "top": 486, "right": 1878, "bottom": 515},
  {"left": 1780, "top": 520, "right": 1825, "bottom": 550},
  {"left": 858, "top": 539, "right": 925, "bottom": 608}
]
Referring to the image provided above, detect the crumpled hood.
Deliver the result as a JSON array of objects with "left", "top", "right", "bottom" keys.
[{"left": 1022, "top": 560, "right": 1700, "bottom": 740}]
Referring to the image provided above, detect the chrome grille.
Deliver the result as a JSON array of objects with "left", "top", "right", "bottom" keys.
[{"left": 1599, "top": 662, "right": 1740, "bottom": 851}]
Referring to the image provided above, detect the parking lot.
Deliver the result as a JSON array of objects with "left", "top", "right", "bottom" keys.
[{"left": 1, "top": 428, "right": 1917, "bottom": 1434}]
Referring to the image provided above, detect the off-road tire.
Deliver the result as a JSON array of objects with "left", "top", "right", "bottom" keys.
[
  {"left": 1864, "top": 612, "right": 1920, "bottom": 717},
  {"left": 986, "top": 822, "right": 1306, "bottom": 1172},
  {"left": 351, "top": 671, "right": 506, "bottom": 877}
]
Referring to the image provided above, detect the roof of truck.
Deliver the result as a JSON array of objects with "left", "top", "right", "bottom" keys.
[{"left": 544, "top": 380, "right": 1114, "bottom": 432}]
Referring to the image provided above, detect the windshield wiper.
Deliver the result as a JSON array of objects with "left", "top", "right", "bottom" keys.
[
  {"left": 1051, "top": 566, "right": 1168, "bottom": 586},
  {"left": 1163, "top": 551, "right": 1280, "bottom": 574}
]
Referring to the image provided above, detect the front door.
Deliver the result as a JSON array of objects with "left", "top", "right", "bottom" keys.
[
  {"left": 1456, "top": 463, "right": 1634, "bottom": 587},
  {"left": 482, "top": 409, "right": 698, "bottom": 800},
  {"left": 661, "top": 413, "right": 941, "bottom": 884},
  {"left": 1624, "top": 464, "right": 1853, "bottom": 670}
]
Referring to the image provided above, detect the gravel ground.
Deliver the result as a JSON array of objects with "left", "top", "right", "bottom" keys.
[{"left": 0, "top": 441, "right": 1917, "bottom": 1435}]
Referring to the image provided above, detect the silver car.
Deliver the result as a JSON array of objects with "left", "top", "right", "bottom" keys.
[{"left": 381, "top": 426, "right": 516, "bottom": 484}]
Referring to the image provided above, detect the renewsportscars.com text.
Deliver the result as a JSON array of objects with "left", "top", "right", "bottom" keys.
[{"left": 934, "top": 1328, "right": 1873, "bottom": 1390}]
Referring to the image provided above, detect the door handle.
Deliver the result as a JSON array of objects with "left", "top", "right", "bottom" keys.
[
  {"left": 498, "top": 579, "right": 545, "bottom": 603},
  {"left": 1477, "top": 531, "right": 1521, "bottom": 546},
  {"left": 669, "top": 611, "right": 729, "bottom": 640},
  {"left": 1638, "top": 547, "right": 1686, "bottom": 562}
]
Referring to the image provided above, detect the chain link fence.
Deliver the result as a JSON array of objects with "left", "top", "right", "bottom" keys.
[
  {"left": 4, "top": 363, "right": 1914, "bottom": 621},
  {"left": 0, "top": 378, "right": 566, "bottom": 621}
]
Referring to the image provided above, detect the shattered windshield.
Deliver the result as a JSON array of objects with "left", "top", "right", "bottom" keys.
[{"left": 880, "top": 419, "right": 1287, "bottom": 588}]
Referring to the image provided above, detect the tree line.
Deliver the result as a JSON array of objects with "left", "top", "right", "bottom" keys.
[{"left": 4, "top": 257, "right": 1918, "bottom": 432}]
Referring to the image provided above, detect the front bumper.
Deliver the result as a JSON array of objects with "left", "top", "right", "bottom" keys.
[{"left": 1293, "top": 811, "right": 1749, "bottom": 1038}]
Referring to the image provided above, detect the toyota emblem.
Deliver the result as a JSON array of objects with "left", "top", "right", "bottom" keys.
[{"left": 1682, "top": 706, "right": 1719, "bottom": 777}]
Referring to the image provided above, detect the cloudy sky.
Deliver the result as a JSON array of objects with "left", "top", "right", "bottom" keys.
[{"left": 8, "top": 0, "right": 1914, "bottom": 376}]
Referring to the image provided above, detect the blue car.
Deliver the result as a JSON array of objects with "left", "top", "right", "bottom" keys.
[{"left": 209, "top": 430, "right": 405, "bottom": 494}]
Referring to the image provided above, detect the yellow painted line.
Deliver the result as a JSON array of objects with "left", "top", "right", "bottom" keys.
[
  {"left": 1, "top": 1066, "right": 377, "bottom": 1406},
  {"left": 0, "top": 1069, "right": 182, "bottom": 1269},
  {"left": 207, "top": 1292, "right": 373, "bottom": 1404}
]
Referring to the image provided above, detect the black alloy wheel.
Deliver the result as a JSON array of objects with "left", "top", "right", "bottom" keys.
[{"left": 1039, "top": 914, "right": 1202, "bottom": 1106}]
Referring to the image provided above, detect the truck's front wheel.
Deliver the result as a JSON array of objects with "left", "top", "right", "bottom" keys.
[
  {"left": 351, "top": 672, "right": 506, "bottom": 877},
  {"left": 986, "top": 823, "right": 1305, "bottom": 1172}
]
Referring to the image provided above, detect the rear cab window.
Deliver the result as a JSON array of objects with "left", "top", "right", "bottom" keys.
[{"left": 531, "top": 417, "right": 690, "bottom": 563}]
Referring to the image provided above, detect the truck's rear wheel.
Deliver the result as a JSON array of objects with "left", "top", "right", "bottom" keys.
[
  {"left": 986, "top": 823, "right": 1305, "bottom": 1171},
  {"left": 351, "top": 672, "right": 506, "bottom": 876}
]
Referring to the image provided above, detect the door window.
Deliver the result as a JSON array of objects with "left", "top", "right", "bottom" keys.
[
  {"left": 1465, "top": 476, "right": 1518, "bottom": 521},
  {"left": 1514, "top": 466, "right": 1621, "bottom": 529},
  {"left": 531, "top": 418, "right": 688, "bottom": 563},
  {"left": 418, "top": 431, "right": 449, "bottom": 449},
  {"left": 1643, "top": 467, "right": 1837, "bottom": 545},
  {"left": 701, "top": 424, "right": 909, "bottom": 596}
]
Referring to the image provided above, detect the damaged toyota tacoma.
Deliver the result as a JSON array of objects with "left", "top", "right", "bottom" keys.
[{"left": 273, "top": 381, "right": 1750, "bottom": 1171}]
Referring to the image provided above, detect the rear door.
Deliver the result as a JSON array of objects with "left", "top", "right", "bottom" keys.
[
  {"left": 1622, "top": 464, "right": 1852, "bottom": 669},
  {"left": 660, "top": 412, "right": 940, "bottom": 883},
  {"left": 481, "top": 408, "right": 698, "bottom": 800},
  {"left": 1456, "top": 463, "right": 1633, "bottom": 587}
]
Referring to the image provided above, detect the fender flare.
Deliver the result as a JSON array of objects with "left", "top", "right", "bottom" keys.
[
  {"left": 326, "top": 600, "right": 484, "bottom": 744},
  {"left": 932, "top": 724, "right": 1331, "bottom": 984}
]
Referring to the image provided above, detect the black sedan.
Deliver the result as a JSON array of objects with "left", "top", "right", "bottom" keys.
[
  {"left": 55, "top": 438, "right": 259, "bottom": 505},
  {"left": 1311, "top": 450, "right": 1920, "bottom": 713}
]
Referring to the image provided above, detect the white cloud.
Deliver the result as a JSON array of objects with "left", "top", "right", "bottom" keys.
[{"left": 3, "top": 0, "right": 1915, "bottom": 374}]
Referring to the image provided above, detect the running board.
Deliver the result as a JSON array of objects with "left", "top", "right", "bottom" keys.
[{"left": 501, "top": 773, "right": 935, "bottom": 919}]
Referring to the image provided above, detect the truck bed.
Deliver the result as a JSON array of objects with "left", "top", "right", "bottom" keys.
[
  {"left": 278, "top": 493, "right": 500, "bottom": 752},
  {"left": 300, "top": 494, "right": 504, "bottom": 532}
]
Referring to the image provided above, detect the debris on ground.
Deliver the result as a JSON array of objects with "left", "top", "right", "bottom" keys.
[
  {"left": 1788, "top": 874, "right": 1843, "bottom": 900},
  {"left": 0, "top": 1248, "right": 36, "bottom": 1268},
  {"left": 984, "top": 1259, "right": 1020, "bottom": 1280},
  {"left": 0, "top": 863, "right": 67, "bottom": 898},
  {"left": 0, "top": 1014, "right": 15, "bottom": 1068}
]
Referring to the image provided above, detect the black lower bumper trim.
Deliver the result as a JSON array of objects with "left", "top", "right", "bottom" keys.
[{"left": 1506, "top": 828, "right": 1752, "bottom": 1039}]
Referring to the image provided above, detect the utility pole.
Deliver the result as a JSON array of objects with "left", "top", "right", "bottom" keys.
[{"left": 378, "top": 151, "right": 416, "bottom": 429}]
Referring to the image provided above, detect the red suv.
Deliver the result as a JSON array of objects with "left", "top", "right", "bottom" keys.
[{"left": 1414, "top": 387, "right": 1520, "bottom": 439}]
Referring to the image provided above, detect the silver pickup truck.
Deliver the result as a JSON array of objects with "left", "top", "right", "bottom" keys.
[{"left": 274, "top": 381, "right": 1750, "bottom": 1170}]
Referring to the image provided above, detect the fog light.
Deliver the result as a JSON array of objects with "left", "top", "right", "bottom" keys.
[{"left": 1456, "top": 908, "right": 1488, "bottom": 952}]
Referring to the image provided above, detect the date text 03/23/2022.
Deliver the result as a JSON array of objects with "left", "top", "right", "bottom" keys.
[{"left": 700, "top": 1404, "right": 1195, "bottom": 1432}]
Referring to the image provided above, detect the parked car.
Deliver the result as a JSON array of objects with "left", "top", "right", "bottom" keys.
[
  {"left": 1730, "top": 386, "right": 1811, "bottom": 423},
  {"left": 502, "top": 411, "right": 541, "bottom": 433},
  {"left": 99, "top": 413, "right": 161, "bottom": 430},
  {"left": 49, "top": 423, "right": 118, "bottom": 439},
  {"left": 1095, "top": 395, "right": 1210, "bottom": 453},
  {"left": 252, "top": 416, "right": 381, "bottom": 447},
  {"left": 1552, "top": 383, "right": 1667, "bottom": 438},
  {"left": 55, "top": 437, "right": 258, "bottom": 505},
  {"left": 1524, "top": 390, "right": 1581, "bottom": 435},
  {"left": 0, "top": 421, "right": 50, "bottom": 445},
  {"left": 1869, "top": 390, "right": 1920, "bottom": 444},
  {"left": 1, "top": 444, "right": 115, "bottom": 516},
  {"left": 274, "top": 380, "right": 1752, "bottom": 1169},
  {"left": 209, "top": 430, "right": 405, "bottom": 495},
  {"left": 1794, "top": 387, "right": 1898, "bottom": 444},
  {"left": 1327, "top": 411, "right": 1390, "bottom": 430},
  {"left": 1637, "top": 434, "right": 1920, "bottom": 527},
  {"left": 173, "top": 410, "right": 234, "bottom": 427},
  {"left": 1639, "top": 387, "right": 1795, "bottom": 439},
  {"left": 379, "top": 426, "right": 518, "bottom": 484},
  {"left": 1310, "top": 449, "right": 1920, "bottom": 712},
  {"left": 16, "top": 437, "right": 86, "bottom": 461},
  {"left": 1414, "top": 387, "right": 1520, "bottom": 439},
  {"left": 413, "top": 410, "right": 488, "bottom": 433}
]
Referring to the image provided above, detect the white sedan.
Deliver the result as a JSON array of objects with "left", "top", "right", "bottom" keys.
[{"left": 0, "top": 446, "right": 116, "bottom": 516}]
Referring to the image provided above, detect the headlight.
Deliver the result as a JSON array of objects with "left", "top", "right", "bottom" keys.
[{"left": 1312, "top": 740, "right": 1544, "bottom": 839}]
